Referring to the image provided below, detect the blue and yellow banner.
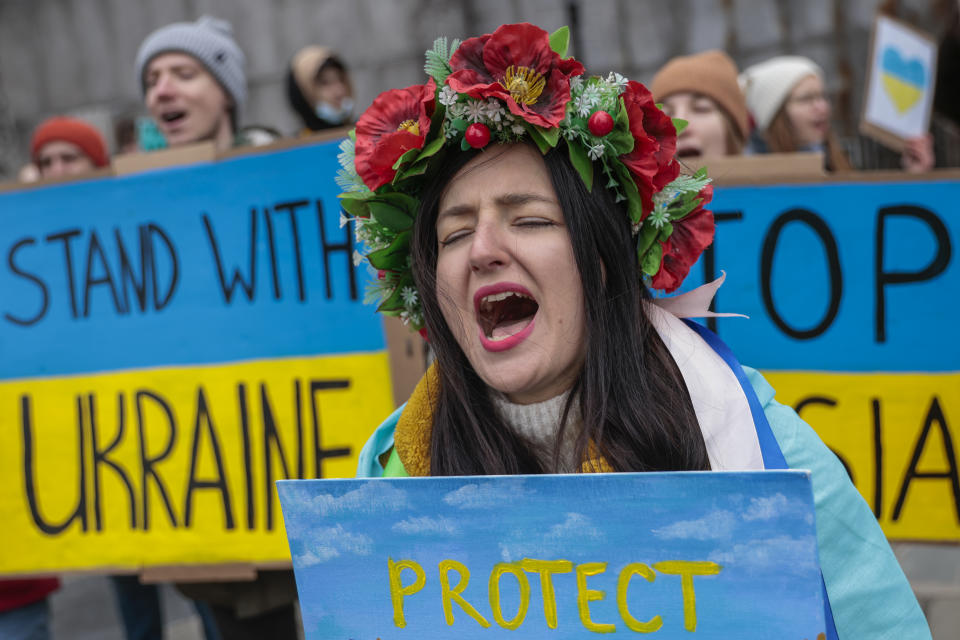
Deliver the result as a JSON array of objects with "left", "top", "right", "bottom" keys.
[
  {"left": 1, "top": 144, "right": 956, "bottom": 576},
  {"left": 680, "top": 176, "right": 960, "bottom": 542},
  {"left": 0, "top": 140, "right": 397, "bottom": 574}
]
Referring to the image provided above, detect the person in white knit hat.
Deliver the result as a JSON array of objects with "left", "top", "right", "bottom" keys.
[
  {"left": 741, "top": 55, "right": 932, "bottom": 173},
  {"left": 135, "top": 16, "right": 247, "bottom": 151}
]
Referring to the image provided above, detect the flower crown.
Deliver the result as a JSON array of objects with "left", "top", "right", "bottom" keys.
[{"left": 337, "top": 23, "right": 714, "bottom": 330}]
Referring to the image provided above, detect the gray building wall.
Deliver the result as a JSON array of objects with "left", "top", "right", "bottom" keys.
[{"left": 0, "top": 0, "right": 953, "bottom": 179}]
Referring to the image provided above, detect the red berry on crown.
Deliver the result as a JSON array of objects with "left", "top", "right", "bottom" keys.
[
  {"left": 588, "top": 110, "right": 614, "bottom": 137},
  {"left": 465, "top": 122, "right": 491, "bottom": 148}
]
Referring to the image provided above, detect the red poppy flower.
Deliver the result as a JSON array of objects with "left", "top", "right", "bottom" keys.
[
  {"left": 619, "top": 81, "right": 680, "bottom": 216},
  {"left": 447, "top": 23, "right": 584, "bottom": 129},
  {"left": 651, "top": 186, "right": 715, "bottom": 293},
  {"left": 355, "top": 79, "right": 437, "bottom": 191}
]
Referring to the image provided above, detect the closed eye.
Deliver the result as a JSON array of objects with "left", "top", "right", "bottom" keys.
[
  {"left": 439, "top": 228, "right": 473, "bottom": 246},
  {"left": 515, "top": 217, "right": 557, "bottom": 229}
]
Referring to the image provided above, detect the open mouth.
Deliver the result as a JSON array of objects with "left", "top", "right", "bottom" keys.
[
  {"left": 475, "top": 287, "right": 539, "bottom": 343},
  {"left": 677, "top": 147, "right": 701, "bottom": 158},
  {"left": 160, "top": 111, "right": 187, "bottom": 125}
]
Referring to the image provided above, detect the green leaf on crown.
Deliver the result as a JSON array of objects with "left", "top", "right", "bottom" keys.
[
  {"left": 538, "top": 125, "right": 561, "bottom": 148},
  {"left": 635, "top": 218, "right": 659, "bottom": 259},
  {"left": 610, "top": 159, "right": 643, "bottom": 222},
  {"left": 397, "top": 162, "right": 429, "bottom": 179},
  {"left": 393, "top": 153, "right": 427, "bottom": 182},
  {"left": 667, "top": 190, "right": 703, "bottom": 221},
  {"left": 568, "top": 140, "right": 593, "bottom": 191},
  {"left": 415, "top": 134, "right": 446, "bottom": 165},
  {"left": 424, "top": 36, "right": 454, "bottom": 84},
  {"left": 549, "top": 26, "right": 570, "bottom": 58},
  {"left": 525, "top": 123, "right": 551, "bottom": 154},
  {"left": 340, "top": 197, "right": 370, "bottom": 218},
  {"left": 392, "top": 147, "right": 422, "bottom": 171},
  {"left": 429, "top": 103, "right": 447, "bottom": 138},
  {"left": 378, "top": 273, "right": 414, "bottom": 314},
  {"left": 369, "top": 201, "right": 412, "bottom": 232},
  {"left": 377, "top": 192, "right": 419, "bottom": 215},
  {"left": 657, "top": 221, "right": 674, "bottom": 242},
  {"left": 640, "top": 241, "right": 663, "bottom": 277},
  {"left": 606, "top": 98, "right": 635, "bottom": 156},
  {"left": 367, "top": 230, "right": 411, "bottom": 270}
]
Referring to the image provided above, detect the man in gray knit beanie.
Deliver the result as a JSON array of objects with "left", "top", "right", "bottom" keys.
[{"left": 135, "top": 16, "right": 247, "bottom": 151}]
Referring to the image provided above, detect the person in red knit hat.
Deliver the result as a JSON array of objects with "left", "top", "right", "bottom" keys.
[
  {"left": 0, "top": 578, "right": 59, "bottom": 639},
  {"left": 30, "top": 116, "right": 109, "bottom": 179}
]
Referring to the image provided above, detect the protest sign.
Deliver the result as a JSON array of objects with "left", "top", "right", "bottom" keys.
[
  {"left": 861, "top": 14, "right": 938, "bottom": 150},
  {"left": 679, "top": 172, "right": 960, "bottom": 542},
  {"left": 0, "top": 139, "right": 402, "bottom": 576},
  {"left": 278, "top": 471, "right": 825, "bottom": 639}
]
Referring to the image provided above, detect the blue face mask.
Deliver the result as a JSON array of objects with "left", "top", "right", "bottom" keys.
[{"left": 315, "top": 98, "right": 354, "bottom": 125}]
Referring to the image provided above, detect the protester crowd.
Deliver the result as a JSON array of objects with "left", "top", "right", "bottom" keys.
[
  {"left": 14, "top": 13, "right": 960, "bottom": 190},
  {"left": 2, "top": 10, "right": 957, "bottom": 640},
  {"left": 16, "top": 16, "right": 355, "bottom": 189}
]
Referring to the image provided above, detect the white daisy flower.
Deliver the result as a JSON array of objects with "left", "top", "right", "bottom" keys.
[
  {"left": 574, "top": 94, "right": 594, "bottom": 117},
  {"left": 588, "top": 143, "right": 605, "bottom": 160},
  {"left": 464, "top": 100, "right": 486, "bottom": 123},
  {"left": 511, "top": 123, "right": 526, "bottom": 135},
  {"left": 570, "top": 76, "right": 584, "bottom": 91},
  {"left": 400, "top": 286, "right": 418, "bottom": 308},
  {"left": 606, "top": 71, "right": 628, "bottom": 90},
  {"left": 648, "top": 207, "right": 670, "bottom": 229},
  {"left": 582, "top": 85, "right": 601, "bottom": 106},
  {"left": 483, "top": 98, "right": 505, "bottom": 122},
  {"left": 352, "top": 250, "right": 365, "bottom": 267},
  {"left": 438, "top": 85, "right": 459, "bottom": 107}
]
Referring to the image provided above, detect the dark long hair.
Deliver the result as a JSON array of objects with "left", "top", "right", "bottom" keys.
[
  {"left": 410, "top": 142, "right": 709, "bottom": 475},
  {"left": 763, "top": 106, "right": 852, "bottom": 172}
]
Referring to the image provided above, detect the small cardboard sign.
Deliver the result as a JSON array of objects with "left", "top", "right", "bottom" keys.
[
  {"left": 861, "top": 14, "right": 938, "bottom": 150},
  {"left": 278, "top": 471, "right": 826, "bottom": 639}
]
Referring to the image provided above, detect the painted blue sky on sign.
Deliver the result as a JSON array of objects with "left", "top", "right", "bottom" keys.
[{"left": 279, "top": 471, "right": 824, "bottom": 639}]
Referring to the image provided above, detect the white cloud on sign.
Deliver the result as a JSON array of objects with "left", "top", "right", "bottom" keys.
[
  {"left": 296, "top": 524, "right": 373, "bottom": 566},
  {"left": 499, "top": 512, "right": 603, "bottom": 561},
  {"left": 709, "top": 535, "right": 818, "bottom": 572},
  {"left": 651, "top": 509, "right": 737, "bottom": 540},
  {"left": 392, "top": 515, "right": 459, "bottom": 536},
  {"left": 443, "top": 480, "right": 533, "bottom": 509},
  {"left": 301, "top": 481, "right": 410, "bottom": 517}
]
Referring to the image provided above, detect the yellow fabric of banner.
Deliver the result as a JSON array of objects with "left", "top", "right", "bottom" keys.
[
  {"left": 0, "top": 352, "right": 393, "bottom": 575},
  {"left": 763, "top": 371, "right": 960, "bottom": 542}
]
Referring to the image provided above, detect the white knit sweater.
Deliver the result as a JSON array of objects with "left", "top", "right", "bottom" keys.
[{"left": 491, "top": 390, "right": 581, "bottom": 472}]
